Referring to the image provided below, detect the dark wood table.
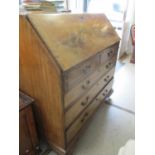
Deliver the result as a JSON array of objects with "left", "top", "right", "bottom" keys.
[{"left": 19, "top": 91, "right": 40, "bottom": 155}]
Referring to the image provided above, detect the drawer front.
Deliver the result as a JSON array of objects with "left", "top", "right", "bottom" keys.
[
  {"left": 64, "top": 55, "right": 100, "bottom": 92},
  {"left": 64, "top": 55, "right": 117, "bottom": 108},
  {"left": 65, "top": 68, "right": 115, "bottom": 128},
  {"left": 66, "top": 79, "right": 114, "bottom": 143},
  {"left": 96, "top": 79, "right": 114, "bottom": 101},
  {"left": 100, "top": 43, "right": 119, "bottom": 65}
]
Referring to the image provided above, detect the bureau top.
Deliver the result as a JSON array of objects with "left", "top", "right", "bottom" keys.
[{"left": 27, "top": 13, "right": 120, "bottom": 71}]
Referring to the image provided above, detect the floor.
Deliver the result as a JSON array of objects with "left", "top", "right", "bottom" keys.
[
  {"left": 110, "top": 62, "right": 135, "bottom": 113},
  {"left": 43, "top": 55, "right": 135, "bottom": 155}
]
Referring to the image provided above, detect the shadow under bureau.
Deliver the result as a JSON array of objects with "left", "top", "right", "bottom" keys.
[{"left": 19, "top": 13, "right": 120, "bottom": 155}]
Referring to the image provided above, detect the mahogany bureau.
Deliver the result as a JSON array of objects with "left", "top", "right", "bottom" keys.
[{"left": 19, "top": 13, "right": 120, "bottom": 154}]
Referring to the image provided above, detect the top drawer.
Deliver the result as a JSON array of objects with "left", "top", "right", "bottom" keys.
[{"left": 64, "top": 55, "right": 100, "bottom": 92}]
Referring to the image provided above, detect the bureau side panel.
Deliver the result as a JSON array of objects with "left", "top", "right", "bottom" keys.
[{"left": 19, "top": 15, "right": 65, "bottom": 149}]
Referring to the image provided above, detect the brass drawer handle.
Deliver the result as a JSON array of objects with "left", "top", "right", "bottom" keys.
[
  {"left": 106, "top": 62, "right": 112, "bottom": 69},
  {"left": 102, "top": 93, "right": 105, "bottom": 96},
  {"left": 82, "top": 85, "right": 87, "bottom": 89},
  {"left": 107, "top": 52, "right": 111, "bottom": 57},
  {"left": 106, "top": 64, "right": 109, "bottom": 69},
  {"left": 25, "top": 149, "right": 30, "bottom": 154},
  {"left": 104, "top": 75, "right": 110, "bottom": 82},
  {"left": 104, "top": 78, "right": 107, "bottom": 82},
  {"left": 107, "top": 50, "right": 113, "bottom": 57},
  {"left": 81, "top": 80, "right": 91, "bottom": 89},
  {"left": 81, "top": 118, "right": 85, "bottom": 123},
  {"left": 81, "top": 96, "right": 89, "bottom": 106},
  {"left": 96, "top": 97, "right": 102, "bottom": 102},
  {"left": 81, "top": 102, "right": 88, "bottom": 106},
  {"left": 81, "top": 112, "right": 89, "bottom": 123}
]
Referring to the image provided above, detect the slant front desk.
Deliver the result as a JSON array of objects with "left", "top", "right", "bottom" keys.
[{"left": 20, "top": 13, "right": 120, "bottom": 155}]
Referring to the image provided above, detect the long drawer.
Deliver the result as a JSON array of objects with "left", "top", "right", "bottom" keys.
[
  {"left": 64, "top": 55, "right": 117, "bottom": 108},
  {"left": 65, "top": 68, "right": 115, "bottom": 128},
  {"left": 64, "top": 43, "right": 118, "bottom": 93},
  {"left": 66, "top": 79, "right": 113, "bottom": 143}
]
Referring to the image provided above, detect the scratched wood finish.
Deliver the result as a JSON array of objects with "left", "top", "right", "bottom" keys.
[
  {"left": 27, "top": 13, "right": 120, "bottom": 71},
  {"left": 20, "top": 13, "right": 120, "bottom": 155},
  {"left": 19, "top": 15, "right": 65, "bottom": 149}
]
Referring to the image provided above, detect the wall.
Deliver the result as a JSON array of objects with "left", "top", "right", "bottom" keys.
[
  {"left": 68, "top": 0, "right": 84, "bottom": 13},
  {"left": 119, "top": 0, "right": 135, "bottom": 58}
]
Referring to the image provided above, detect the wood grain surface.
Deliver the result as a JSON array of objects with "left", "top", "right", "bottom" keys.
[
  {"left": 27, "top": 13, "right": 120, "bottom": 71},
  {"left": 20, "top": 15, "right": 65, "bottom": 149}
]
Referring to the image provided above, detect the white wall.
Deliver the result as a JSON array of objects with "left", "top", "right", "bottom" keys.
[
  {"left": 68, "top": 0, "right": 84, "bottom": 13},
  {"left": 119, "top": 0, "right": 135, "bottom": 58}
]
